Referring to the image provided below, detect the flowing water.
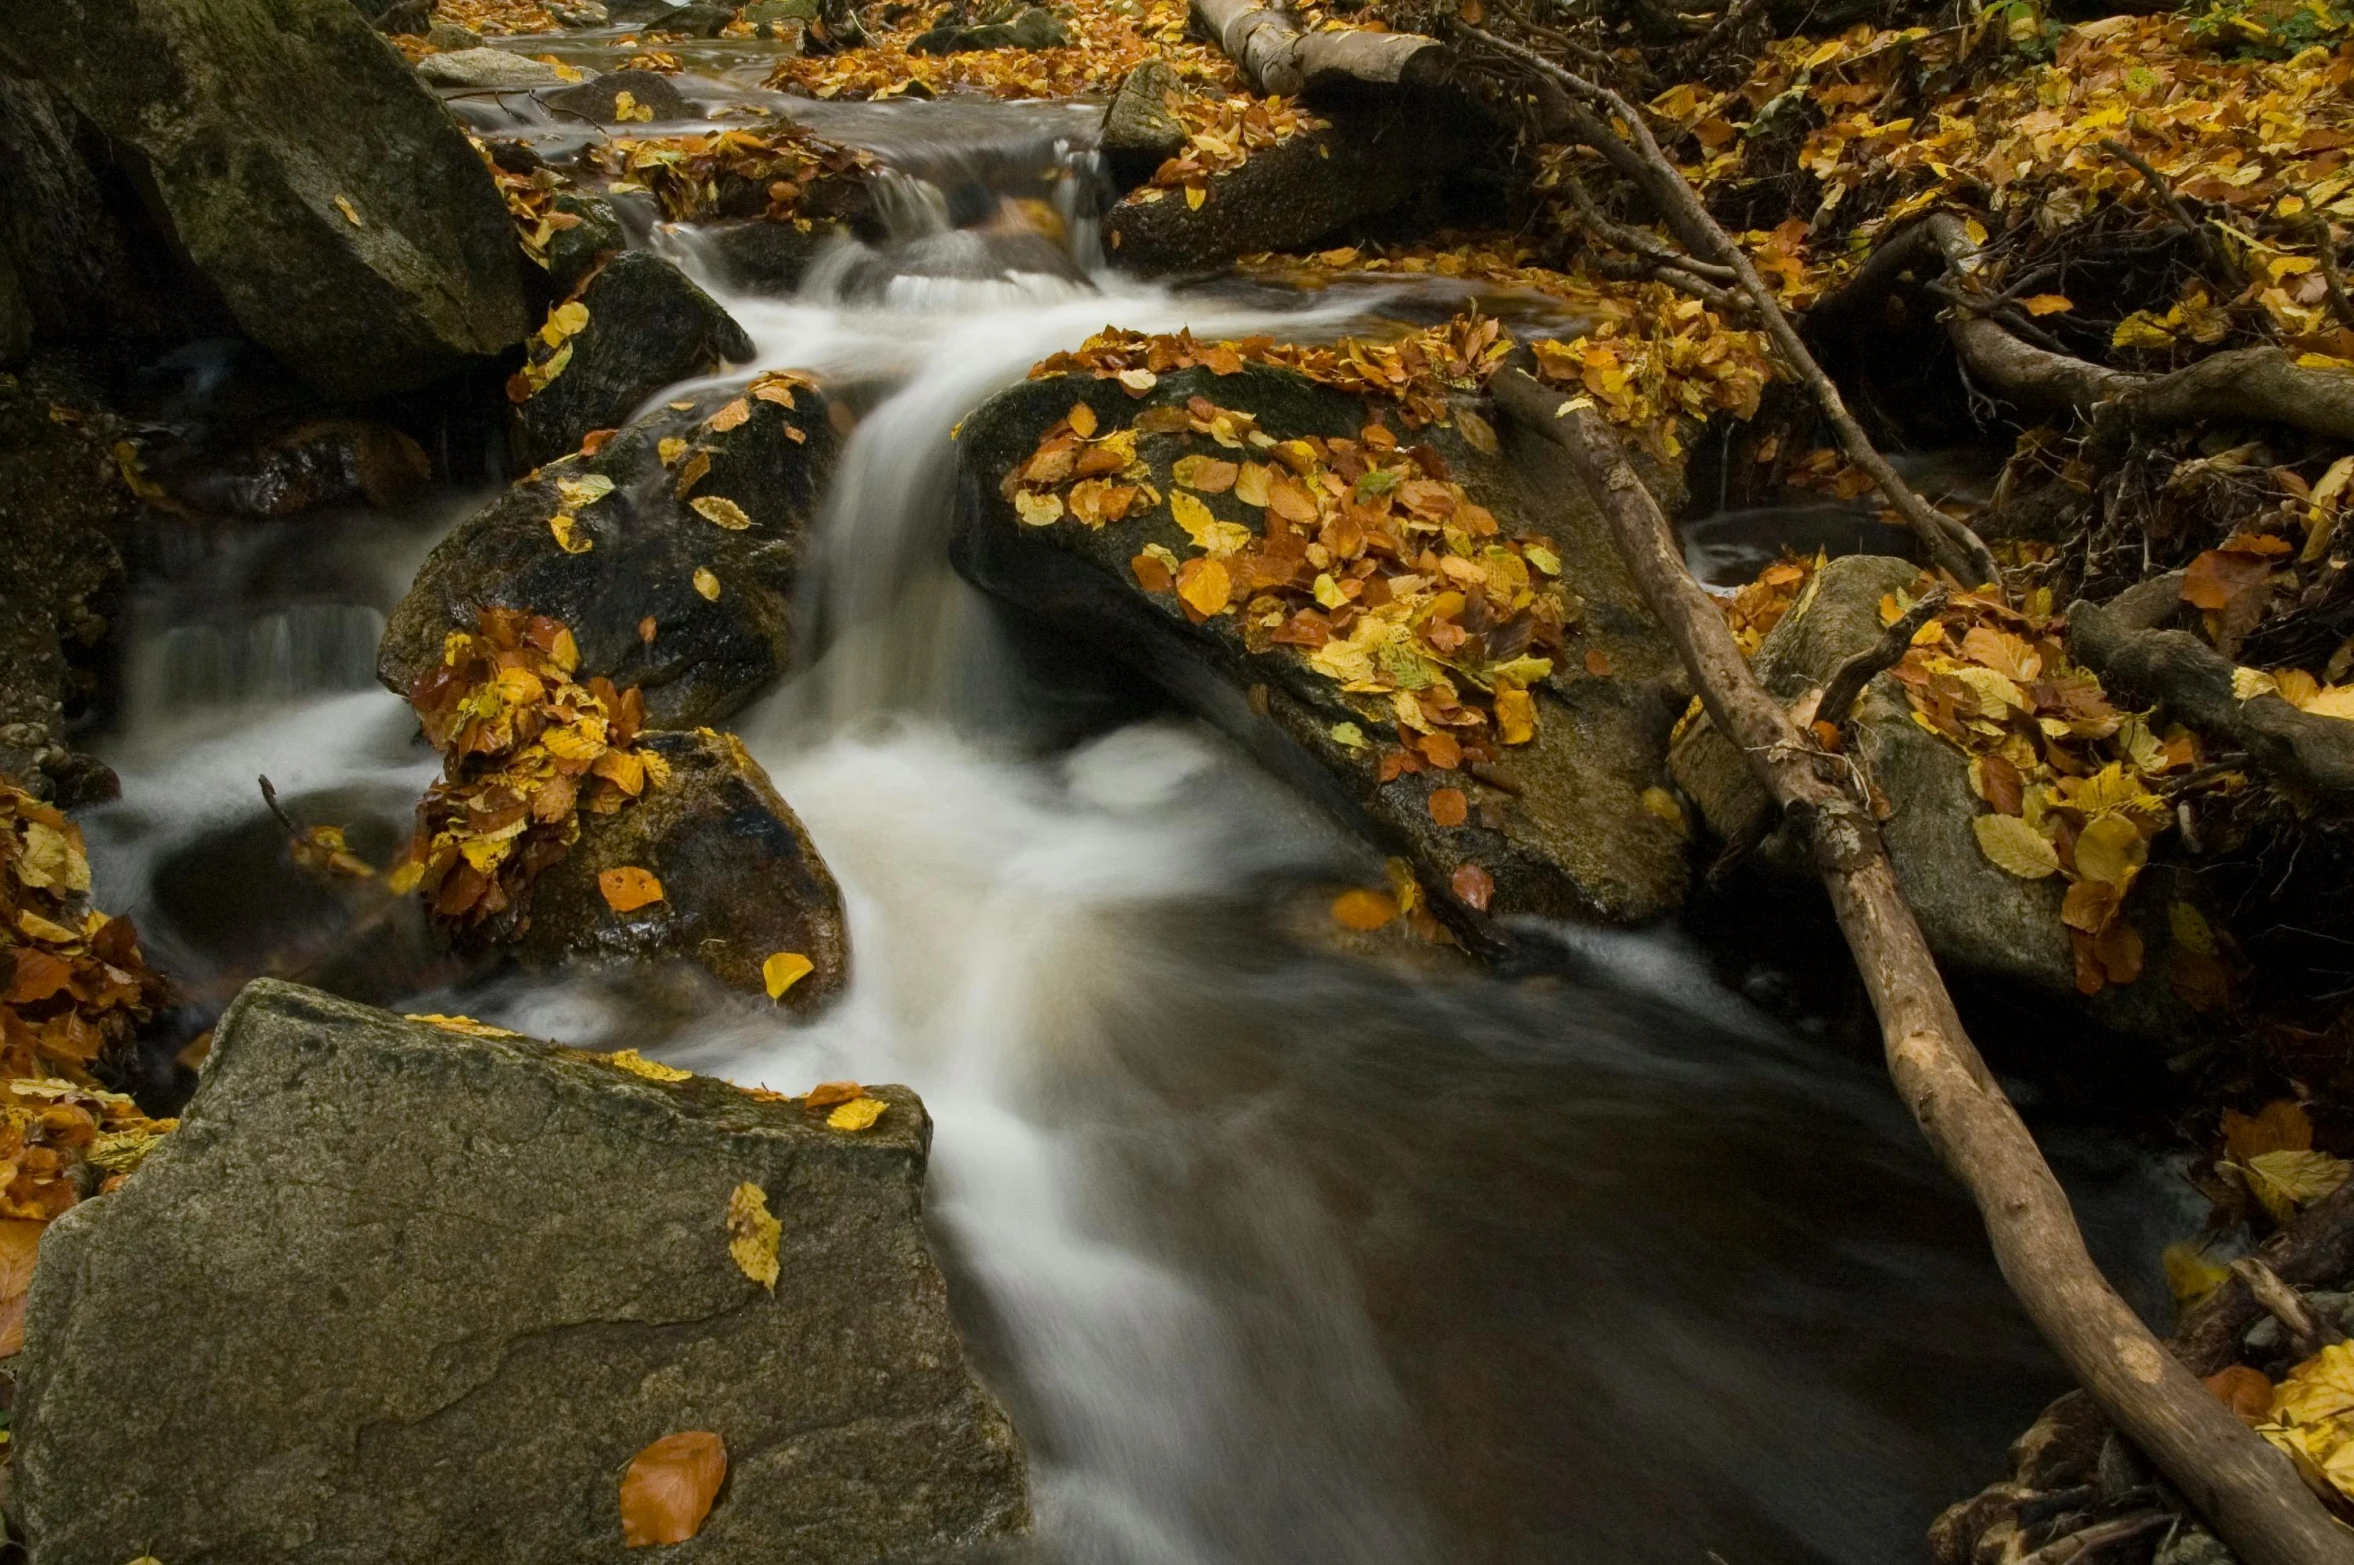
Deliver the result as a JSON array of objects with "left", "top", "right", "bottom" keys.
[{"left": 77, "top": 92, "right": 2200, "bottom": 1564}]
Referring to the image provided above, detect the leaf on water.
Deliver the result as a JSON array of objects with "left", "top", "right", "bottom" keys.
[
  {"left": 1427, "top": 787, "right": 1468, "bottom": 827},
  {"left": 2242, "top": 1148, "right": 2354, "bottom": 1225},
  {"left": 1330, "top": 888, "right": 1399, "bottom": 930},
  {"left": 692, "top": 567, "right": 721, "bottom": 601},
  {"left": 762, "top": 951, "right": 813, "bottom": 999},
  {"left": 1972, "top": 812, "right": 2058, "bottom": 878},
  {"left": 827, "top": 1096, "right": 888, "bottom": 1131},
  {"left": 1015, "top": 490, "right": 1064, "bottom": 527},
  {"left": 725, "top": 1182, "right": 781, "bottom": 1290},
  {"left": 691, "top": 496, "right": 753, "bottom": 530},
  {"left": 604, "top": 1048, "right": 692, "bottom": 1083},
  {"left": 599, "top": 866, "right": 666, "bottom": 912},
  {"left": 619, "top": 1430, "right": 727, "bottom": 1547}
]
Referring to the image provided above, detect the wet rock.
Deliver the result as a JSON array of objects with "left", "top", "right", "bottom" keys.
[
  {"left": 540, "top": 67, "right": 693, "bottom": 123},
  {"left": 746, "top": 0, "right": 820, "bottom": 23},
  {"left": 550, "top": 0, "right": 611, "bottom": 21},
  {"left": 910, "top": 6, "right": 1069, "bottom": 51},
  {"left": 416, "top": 45, "right": 575, "bottom": 89},
  {"left": 1100, "top": 59, "right": 1187, "bottom": 190},
  {"left": 0, "top": 360, "right": 131, "bottom": 805},
  {"left": 547, "top": 193, "right": 627, "bottom": 295},
  {"left": 514, "top": 250, "right": 755, "bottom": 466},
  {"left": 382, "top": 376, "right": 836, "bottom": 727},
  {"left": 515, "top": 728, "right": 850, "bottom": 1005},
  {"left": 1671, "top": 554, "right": 2199, "bottom": 1037},
  {"left": 17, "top": 978, "right": 1028, "bottom": 1564},
  {"left": 154, "top": 418, "right": 432, "bottom": 519},
  {"left": 0, "top": 0, "right": 530, "bottom": 400},
  {"left": 424, "top": 20, "right": 485, "bottom": 47},
  {"left": 660, "top": 0, "right": 741, "bottom": 33},
  {"left": 697, "top": 219, "right": 844, "bottom": 295},
  {"left": 951, "top": 364, "right": 1693, "bottom": 934},
  {"left": 0, "top": 258, "right": 26, "bottom": 367},
  {"left": 1103, "top": 108, "right": 1483, "bottom": 274}
]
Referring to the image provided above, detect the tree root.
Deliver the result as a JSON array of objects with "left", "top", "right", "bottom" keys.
[
  {"left": 1492, "top": 363, "right": 2354, "bottom": 1565},
  {"left": 2067, "top": 573, "right": 2354, "bottom": 804}
]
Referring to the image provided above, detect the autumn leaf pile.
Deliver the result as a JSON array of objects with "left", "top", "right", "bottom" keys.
[
  {"left": 0, "top": 784, "right": 174, "bottom": 1223},
  {"left": 591, "top": 126, "right": 874, "bottom": 225},
  {"left": 767, "top": 0, "right": 1238, "bottom": 100},
  {"left": 1657, "top": 13, "right": 2354, "bottom": 359},
  {"left": 1032, "top": 313, "right": 1515, "bottom": 430},
  {"left": 1875, "top": 581, "right": 2217, "bottom": 996},
  {"left": 1005, "top": 388, "right": 1580, "bottom": 765},
  {"left": 1128, "top": 93, "right": 1327, "bottom": 210},
  {"left": 477, "top": 142, "right": 578, "bottom": 274},
  {"left": 393, "top": 608, "right": 670, "bottom": 926},
  {"left": 430, "top": 0, "right": 560, "bottom": 33},
  {"left": 1239, "top": 242, "right": 1776, "bottom": 443}
]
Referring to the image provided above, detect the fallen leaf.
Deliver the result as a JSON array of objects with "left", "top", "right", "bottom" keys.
[
  {"left": 2166, "top": 1240, "right": 2233, "bottom": 1307},
  {"left": 706, "top": 397, "right": 752, "bottom": 432},
  {"left": 802, "top": 1080, "right": 863, "bottom": 1107},
  {"left": 604, "top": 1048, "right": 691, "bottom": 1083},
  {"left": 690, "top": 496, "right": 753, "bottom": 531},
  {"left": 1450, "top": 863, "right": 1494, "bottom": 910},
  {"left": 1456, "top": 408, "right": 1498, "bottom": 455},
  {"left": 762, "top": 951, "right": 813, "bottom": 999},
  {"left": 1427, "top": 787, "right": 1469, "bottom": 827},
  {"left": 2072, "top": 813, "right": 2147, "bottom": 888},
  {"left": 693, "top": 567, "right": 721, "bottom": 601},
  {"left": 827, "top": 1096, "right": 888, "bottom": 1131},
  {"left": 1015, "top": 490, "right": 1065, "bottom": 527},
  {"left": 2243, "top": 1148, "right": 2354, "bottom": 1225},
  {"left": 549, "top": 513, "right": 592, "bottom": 553},
  {"left": 620, "top": 1430, "right": 727, "bottom": 1547},
  {"left": 2205, "top": 1364, "right": 2274, "bottom": 1424},
  {"left": 599, "top": 866, "right": 666, "bottom": 912},
  {"left": 725, "top": 1182, "right": 780, "bottom": 1290},
  {"left": 1584, "top": 648, "right": 1612, "bottom": 677},
  {"left": 2020, "top": 293, "right": 2074, "bottom": 315},
  {"left": 1972, "top": 812, "right": 2059, "bottom": 878},
  {"left": 1330, "top": 887, "right": 1399, "bottom": 930},
  {"left": 1177, "top": 555, "right": 1233, "bottom": 617},
  {"left": 0, "top": 1219, "right": 42, "bottom": 1355}
]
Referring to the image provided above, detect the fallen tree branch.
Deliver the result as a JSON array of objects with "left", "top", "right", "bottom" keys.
[
  {"left": 1459, "top": 24, "right": 2000, "bottom": 588},
  {"left": 1491, "top": 362, "right": 2354, "bottom": 1565},
  {"left": 1190, "top": 0, "right": 1447, "bottom": 96},
  {"left": 2177, "top": 1177, "right": 2354, "bottom": 1375},
  {"left": 2232, "top": 1257, "right": 2348, "bottom": 1358},
  {"left": 1818, "top": 586, "right": 1947, "bottom": 728},
  {"left": 2067, "top": 574, "right": 2354, "bottom": 802}
]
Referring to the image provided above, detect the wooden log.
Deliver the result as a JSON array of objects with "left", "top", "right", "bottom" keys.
[
  {"left": 1189, "top": 0, "right": 1445, "bottom": 97},
  {"left": 1490, "top": 363, "right": 2354, "bottom": 1565}
]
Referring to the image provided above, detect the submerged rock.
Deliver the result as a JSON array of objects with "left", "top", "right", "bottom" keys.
[
  {"left": 951, "top": 364, "right": 1693, "bottom": 936},
  {"left": 1103, "top": 108, "right": 1484, "bottom": 275},
  {"left": 514, "top": 250, "right": 755, "bottom": 465},
  {"left": 382, "top": 372, "right": 836, "bottom": 727},
  {"left": 0, "top": 0, "right": 530, "bottom": 400},
  {"left": 17, "top": 979, "right": 1028, "bottom": 1564},
  {"left": 153, "top": 417, "right": 432, "bottom": 518},
  {"left": 516, "top": 727, "right": 850, "bottom": 1006}
]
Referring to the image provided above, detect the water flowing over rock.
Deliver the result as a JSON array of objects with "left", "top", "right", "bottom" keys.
[
  {"left": 514, "top": 728, "right": 851, "bottom": 1008},
  {"left": 0, "top": 0, "right": 530, "bottom": 400},
  {"left": 15, "top": 979, "right": 1028, "bottom": 1564},
  {"left": 951, "top": 363, "right": 1693, "bottom": 934},
  {"left": 382, "top": 372, "right": 835, "bottom": 726},
  {"left": 514, "top": 251, "right": 755, "bottom": 465}
]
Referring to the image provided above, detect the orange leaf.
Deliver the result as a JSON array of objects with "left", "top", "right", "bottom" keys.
[
  {"left": 1450, "top": 863, "right": 1494, "bottom": 911},
  {"left": 2203, "top": 1365, "right": 2272, "bottom": 1425},
  {"left": 0, "top": 1220, "right": 43, "bottom": 1357},
  {"left": 803, "top": 1080, "right": 864, "bottom": 1107},
  {"left": 1584, "top": 648, "right": 1612, "bottom": 677},
  {"left": 619, "top": 1431, "right": 727, "bottom": 1547},
  {"left": 1176, "top": 556, "right": 1232, "bottom": 618},
  {"left": 2224, "top": 1100, "right": 2313, "bottom": 1163},
  {"left": 598, "top": 866, "right": 665, "bottom": 912},
  {"left": 1330, "top": 888, "right": 1399, "bottom": 930},
  {"left": 1427, "top": 787, "right": 1469, "bottom": 827},
  {"left": 2182, "top": 549, "right": 2275, "bottom": 611}
]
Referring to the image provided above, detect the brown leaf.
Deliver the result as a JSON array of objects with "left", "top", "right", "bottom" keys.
[
  {"left": 2224, "top": 1100, "right": 2314, "bottom": 1163},
  {"left": 2182, "top": 548, "right": 2276, "bottom": 611},
  {"left": 1450, "top": 863, "right": 1494, "bottom": 911},
  {"left": 1427, "top": 787, "right": 1469, "bottom": 827},
  {"left": 2203, "top": 1364, "right": 2273, "bottom": 1425},
  {"left": 803, "top": 1080, "right": 864, "bottom": 1107},
  {"left": 619, "top": 1430, "right": 727, "bottom": 1547}
]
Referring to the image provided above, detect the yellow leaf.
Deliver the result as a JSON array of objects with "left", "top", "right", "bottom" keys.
[
  {"left": 17, "top": 821, "right": 90, "bottom": 894},
  {"left": 827, "top": 1095, "right": 888, "bottom": 1131},
  {"left": 725, "top": 1182, "right": 780, "bottom": 1290},
  {"left": 334, "top": 194, "right": 363, "bottom": 227},
  {"left": 2112, "top": 311, "right": 2177, "bottom": 350},
  {"left": 2234, "top": 666, "right": 2281, "bottom": 701},
  {"left": 1330, "top": 887, "right": 1399, "bottom": 930},
  {"left": 405, "top": 1012, "right": 523, "bottom": 1038},
  {"left": 2020, "top": 293, "right": 2074, "bottom": 315},
  {"left": 2163, "top": 1240, "right": 2232, "bottom": 1306},
  {"left": 1525, "top": 545, "right": 1562, "bottom": 576},
  {"left": 548, "top": 513, "right": 592, "bottom": 553},
  {"left": 706, "top": 397, "right": 752, "bottom": 432},
  {"left": 602, "top": 1047, "right": 691, "bottom": 1083},
  {"left": 1455, "top": 408, "right": 1499, "bottom": 456},
  {"left": 762, "top": 951, "right": 813, "bottom": 999},
  {"left": 658, "top": 436, "right": 689, "bottom": 466},
  {"left": 2172, "top": 901, "right": 2216, "bottom": 955},
  {"left": 2072, "top": 812, "right": 2147, "bottom": 888},
  {"left": 2243, "top": 1149, "right": 2354, "bottom": 1225},
  {"left": 2273, "top": 1339, "right": 2354, "bottom": 1427},
  {"left": 1494, "top": 686, "right": 1536, "bottom": 745},
  {"left": 1641, "top": 786, "right": 1687, "bottom": 836},
  {"left": 1185, "top": 183, "right": 1207, "bottom": 210},
  {"left": 550, "top": 300, "right": 590, "bottom": 339},
  {"left": 1972, "top": 812, "right": 2059, "bottom": 878},
  {"left": 598, "top": 865, "right": 665, "bottom": 912},
  {"left": 1177, "top": 555, "right": 1233, "bottom": 616},
  {"left": 1068, "top": 401, "right": 1098, "bottom": 438},
  {"left": 690, "top": 495, "right": 753, "bottom": 530},
  {"left": 692, "top": 566, "right": 721, "bottom": 601},
  {"left": 1329, "top": 721, "right": 1366, "bottom": 749},
  {"left": 1014, "top": 490, "right": 1064, "bottom": 527},
  {"left": 1234, "top": 461, "right": 1272, "bottom": 507}
]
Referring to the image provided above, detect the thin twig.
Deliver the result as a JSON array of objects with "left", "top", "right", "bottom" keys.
[
  {"left": 258, "top": 774, "right": 295, "bottom": 833},
  {"left": 1458, "top": 22, "right": 2002, "bottom": 589},
  {"left": 2102, "top": 138, "right": 2239, "bottom": 288},
  {"left": 1562, "top": 176, "right": 1738, "bottom": 283}
]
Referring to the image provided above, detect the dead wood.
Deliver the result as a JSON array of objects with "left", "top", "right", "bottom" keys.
[
  {"left": 2177, "top": 1178, "right": 2354, "bottom": 1375},
  {"left": 2067, "top": 576, "right": 2354, "bottom": 802},
  {"left": 1819, "top": 585, "right": 1947, "bottom": 729},
  {"left": 2232, "top": 1257, "right": 2349, "bottom": 1358},
  {"left": 1492, "top": 362, "right": 2354, "bottom": 1565},
  {"left": 1189, "top": 0, "right": 1446, "bottom": 96}
]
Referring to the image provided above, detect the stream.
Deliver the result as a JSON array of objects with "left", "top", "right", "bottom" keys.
[{"left": 78, "top": 83, "right": 2200, "bottom": 1565}]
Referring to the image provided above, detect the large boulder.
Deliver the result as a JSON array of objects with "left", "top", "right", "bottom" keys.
[
  {"left": 1672, "top": 554, "right": 2199, "bottom": 1037},
  {"left": 0, "top": 0, "right": 530, "bottom": 399},
  {"left": 516, "top": 727, "right": 851, "bottom": 1008},
  {"left": 1099, "top": 59, "right": 1187, "bottom": 190},
  {"left": 951, "top": 362, "right": 1693, "bottom": 936},
  {"left": 382, "top": 370, "right": 835, "bottom": 726},
  {"left": 513, "top": 250, "right": 755, "bottom": 465},
  {"left": 1102, "top": 107, "right": 1484, "bottom": 275},
  {"left": 16, "top": 979, "right": 1030, "bottom": 1564},
  {"left": 415, "top": 44, "right": 574, "bottom": 89}
]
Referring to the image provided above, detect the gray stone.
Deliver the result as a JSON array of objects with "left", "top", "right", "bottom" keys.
[
  {"left": 550, "top": 0, "right": 611, "bottom": 21},
  {"left": 382, "top": 373, "right": 835, "bottom": 728},
  {"left": 1100, "top": 58, "right": 1187, "bottom": 188},
  {"left": 540, "top": 66, "right": 693, "bottom": 123},
  {"left": 515, "top": 727, "right": 850, "bottom": 1005},
  {"left": 951, "top": 364, "right": 1693, "bottom": 933},
  {"left": 660, "top": 0, "right": 740, "bottom": 34},
  {"left": 0, "top": 0, "right": 530, "bottom": 400},
  {"left": 416, "top": 44, "right": 574, "bottom": 88},
  {"left": 16, "top": 979, "right": 1029, "bottom": 1565},
  {"left": 424, "top": 20, "right": 484, "bottom": 47},
  {"left": 513, "top": 250, "right": 754, "bottom": 465},
  {"left": 547, "top": 191, "right": 627, "bottom": 295},
  {"left": 1104, "top": 105, "right": 1480, "bottom": 274}
]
